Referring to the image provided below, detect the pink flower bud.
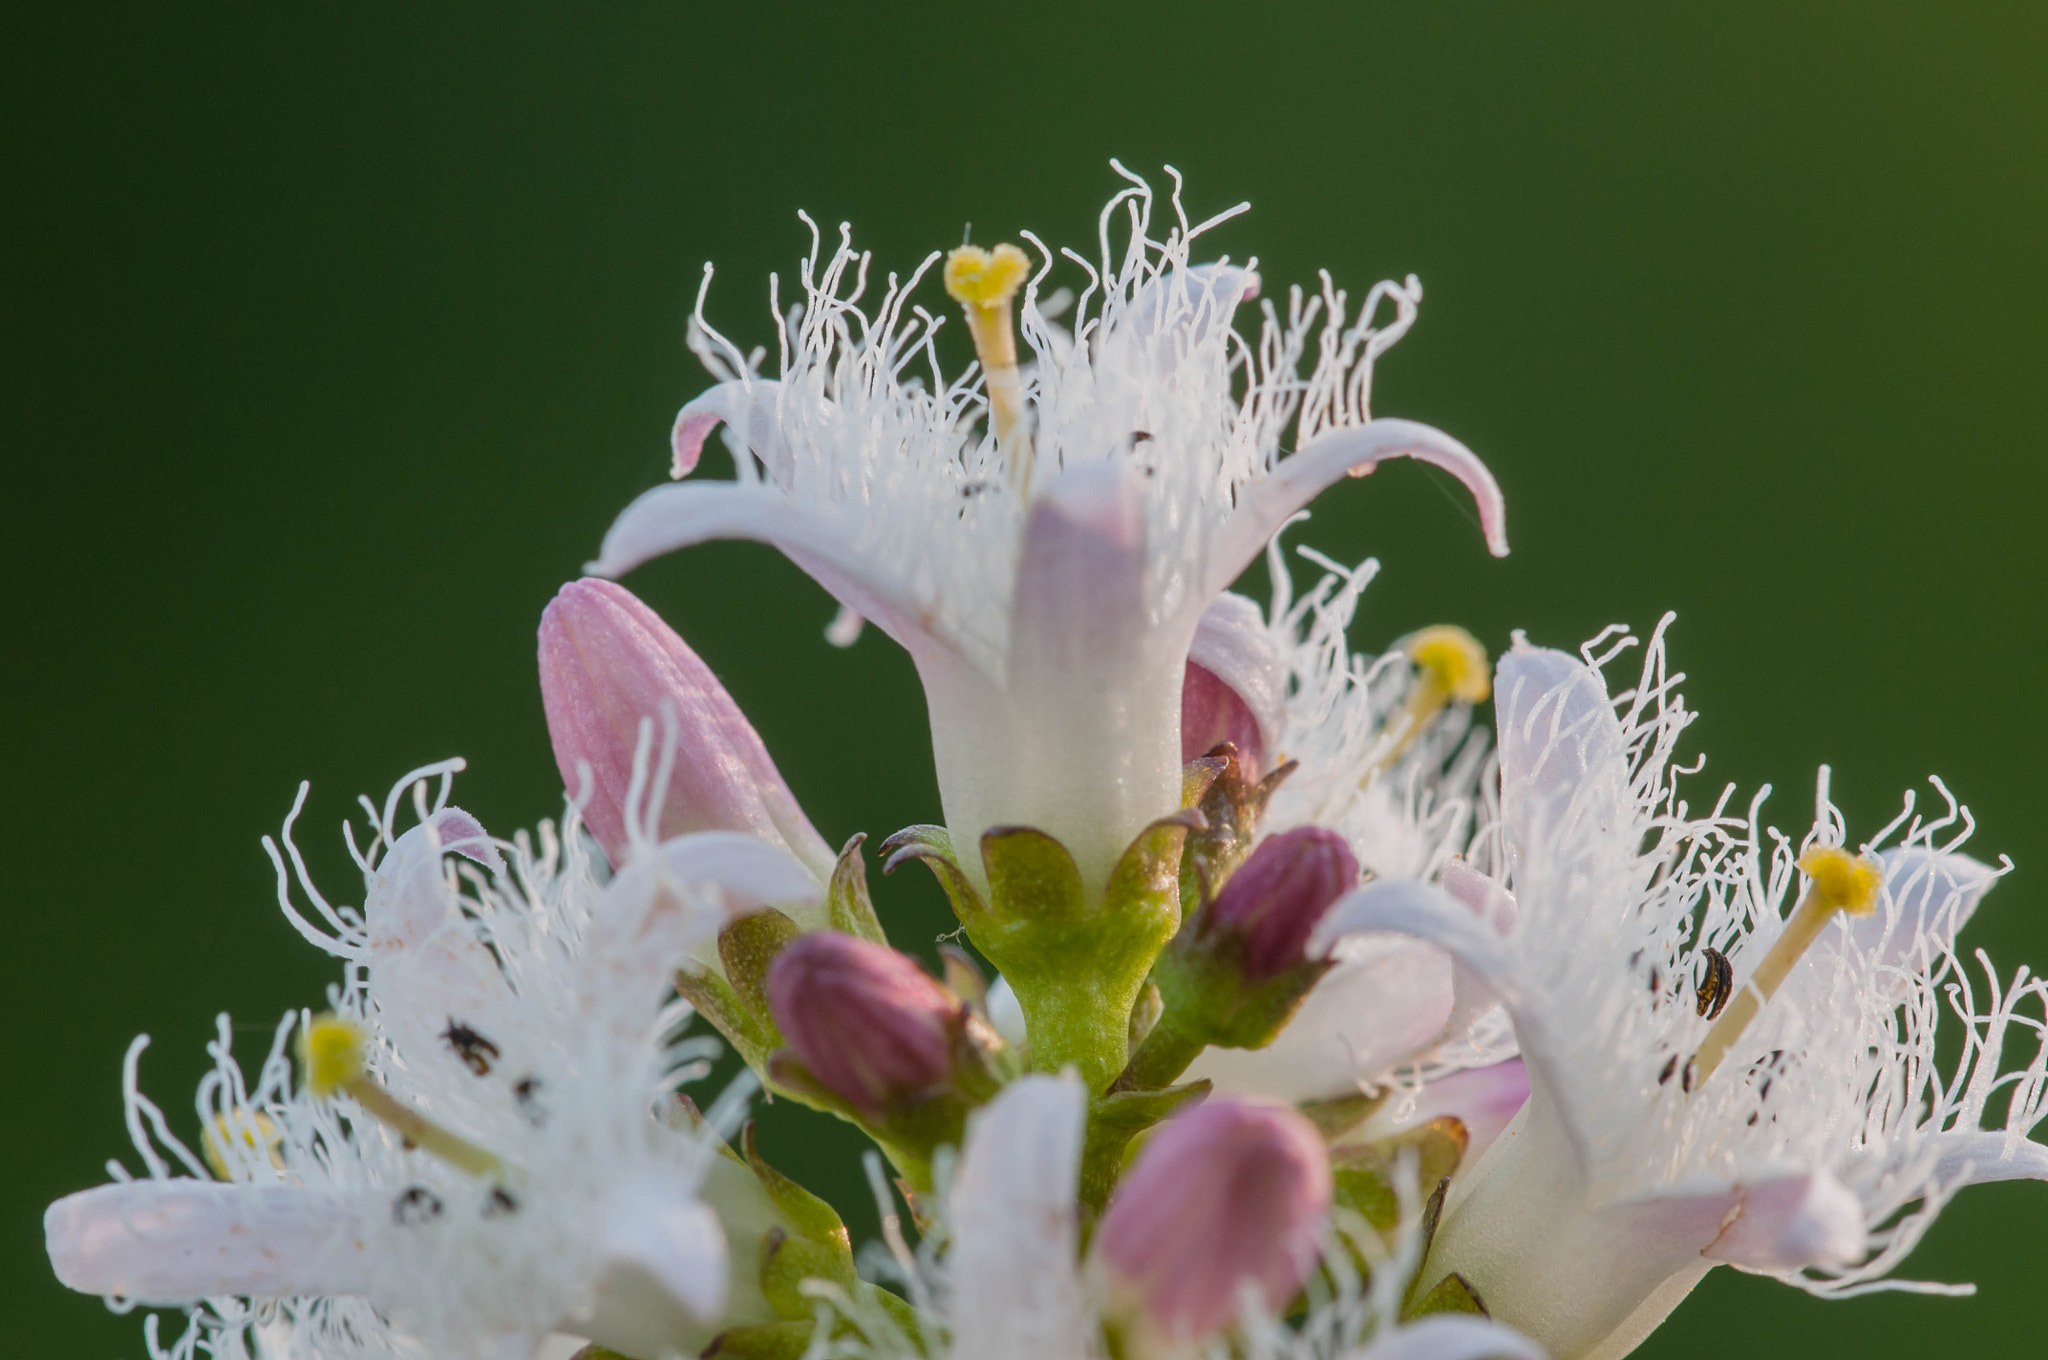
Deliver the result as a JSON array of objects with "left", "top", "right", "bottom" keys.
[
  {"left": 766, "top": 933, "right": 960, "bottom": 1116},
  {"left": 538, "top": 578, "right": 832, "bottom": 875},
  {"left": 1098, "top": 1100, "right": 1331, "bottom": 1339},
  {"left": 1210, "top": 827, "right": 1358, "bottom": 979},
  {"left": 1181, "top": 661, "right": 1267, "bottom": 773}
]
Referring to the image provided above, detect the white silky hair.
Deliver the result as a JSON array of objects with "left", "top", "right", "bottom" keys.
[
  {"left": 682, "top": 162, "right": 1426, "bottom": 679},
  {"left": 100, "top": 759, "right": 745, "bottom": 1360},
  {"left": 1488, "top": 619, "right": 2046, "bottom": 1297}
]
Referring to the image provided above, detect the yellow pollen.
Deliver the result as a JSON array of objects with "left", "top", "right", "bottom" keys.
[
  {"left": 301, "top": 1012, "right": 367, "bottom": 1097},
  {"left": 203, "top": 1111, "right": 283, "bottom": 1180},
  {"left": 944, "top": 241, "right": 1035, "bottom": 495},
  {"left": 1796, "top": 844, "right": 1882, "bottom": 916},
  {"left": 1689, "top": 843, "right": 1885, "bottom": 1090},
  {"left": 944, "top": 243, "right": 1031, "bottom": 312},
  {"left": 1405, "top": 626, "right": 1492, "bottom": 706},
  {"left": 1365, "top": 626, "right": 1492, "bottom": 782},
  {"left": 299, "top": 1012, "right": 504, "bottom": 1180}
]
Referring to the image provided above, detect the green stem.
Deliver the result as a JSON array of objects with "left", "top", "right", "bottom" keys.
[{"left": 1109, "top": 1015, "right": 1205, "bottom": 1093}]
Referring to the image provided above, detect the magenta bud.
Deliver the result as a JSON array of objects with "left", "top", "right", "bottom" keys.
[
  {"left": 766, "top": 933, "right": 961, "bottom": 1116},
  {"left": 1180, "top": 661, "right": 1267, "bottom": 775},
  {"left": 538, "top": 578, "right": 833, "bottom": 874},
  {"left": 1098, "top": 1100, "right": 1332, "bottom": 1338},
  {"left": 1210, "top": 827, "right": 1359, "bottom": 979}
]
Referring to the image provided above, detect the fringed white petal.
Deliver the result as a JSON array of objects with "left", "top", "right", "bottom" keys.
[
  {"left": 1700, "top": 1169, "right": 1864, "bottom": 1270},
  {"left": 585, "top": 831, "right": 821, "bottom": 1002},
  {"left": 589, "top": 482, "right": 955, "bottom": 668},
  {"left": 1350, "top": 1314, "right": 1546, "bottom": 1360},
  {"left": 581, "top": 1179, "right": 729, "bottom": 1359},
  {"left": 1210, "top": 419, "right": 1507, "bottom": 602},
  {"left": 1927, "top": 1130, "right": 2048, "bottom": 1186},
  {"left": 45, "top": 1182, "right": 372, "bottom": 1302},
  {"left": 670, "top": 380, "right": 793, "bottom": 484},
  {"left": 1494, "top": 643, "right": 1633, "bottom": 867},
  {"left": 1187, "top": 934, "right": 1454, "bottom": 1102},
  {"left": 955, "top": 462, "right": 1183, "bottom": 883},
  {"left": 948, "top": 1073, "right": 1093, "bottom": 1360}
]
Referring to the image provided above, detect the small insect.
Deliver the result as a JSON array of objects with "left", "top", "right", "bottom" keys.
[
  {"left": 1680, "top": 1057, "right": 1699, "bottom": 1094},
  {"left": 392, "top": 1186, "right": 443, "bottom": 1226},
  {"left": 484, "top": 1186, "right": 520, "bottom": 1217},
  {"left": 1694, "top": 948, "right": 1733, "bottom": 1021},
  {"left": 1657, "top": 1054, "right": 1679, "bottom": 1086},
  {"left": 442, "top": 1020, "right": 501, "bottom": 1077},
  {"left": 513, "top": 1075, "right": 546, "bottom": 1126}
]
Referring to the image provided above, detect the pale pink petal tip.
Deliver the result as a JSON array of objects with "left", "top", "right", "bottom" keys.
[{"left": 537, "top": 578, "right": 832, "bottom": 876}]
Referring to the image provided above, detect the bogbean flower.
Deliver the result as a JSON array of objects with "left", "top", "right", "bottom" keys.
[
  {"left": 815, "top": 1074, "right": 1543, "bottom": 1360},
  {"left": 1318, "top": 624, "right": 2048, "bottom": 1358},
  {"left": 587, "top": 168, "right": 1506, "bottom": 893},
  {"left": 1181, "top": 541, "right": 1515, "bottom": 1105},
  {"left": 44, "top": 763, "right": 821, "bottom": 1360}
]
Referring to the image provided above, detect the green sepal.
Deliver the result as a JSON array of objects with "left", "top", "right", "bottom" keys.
[
  {"left": 720, "top": 908, "right": 803, "bottom": 1021},
  {"left": 827, "top": 833, "right": 887, "bottom": 944},
  {"left": 1126, "top": 979, "right": 1162, "bottom": 1047},
  {"left": 879, "top": 825, "right": 987, "bottom": 923},
  {"left": 1181, "top": 751, "right": 1232, "bottom": 809},
  {"left": 976, "top": 813, "right": 1196, "bottom": 1094},
  {"left": 699, "top": 1321, "right": 815, "bottom": 1360},
  {"left": 1405, "top": 1271, "right": 1489, "bottom": 1319},
  {"left": 742, "top": 1123, "right": 849, "bottom": 1248},
  {"left": 1331, "top": 1118, "right": 1469, "bottom": 1233},
  {"left": 856, "top": 1281, "right": 925, "bottom": 1338},
  {"left": 939, "top": 944, "right": 989, "bottom": 1013},
  {"left": 981, "top": 826, "right": 1089, "bottom": 923},
  {"left": 1300, "top": 1089, "right": 1386, "bottom": 1141},
  {"left": 760, "top": 1226, "right": 858, "bottom": 1316},
  {"left": 1077, "top": 1080, "right": 1210, "bottom": 1211},
  {"left": 674, "top": 966, "right": 781, "bottom": 1073}
]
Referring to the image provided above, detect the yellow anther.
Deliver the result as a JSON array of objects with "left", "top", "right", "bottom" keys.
[
  {"left": 1364, "top": 626, "right": 1492, "bottom": 783},
  {"left": 1405, "top": 626, "right": 1492, "bottom": 706},
  {"left": 944, "top": 243, "right": 1031, "bottom": 313},
  {"left": 944, "top": 241, "right": 1035, "bottom": 495},
  {"left": 1690, "top": 843, "right": 1886, "bottom": 1090},
  {"left": 299, "top": 1011, "right": 504, "bottom": 1180},
  {"left": 203, "top": 1112, "right": 283, "bottom": 1180},
  {"left": 301, "top": 1013, "right": 367, "bottom": 1097},
  {"left": 1796, "top": 845, "right": 1882, "bottom": 916}
]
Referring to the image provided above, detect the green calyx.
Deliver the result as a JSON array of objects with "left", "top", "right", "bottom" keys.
[{"left": 882, "top": 811, "right": 1197, "bottom": 1095}]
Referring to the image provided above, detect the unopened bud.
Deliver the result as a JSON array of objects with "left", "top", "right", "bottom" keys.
[
  {"left": 1211, "top": 828, "right": 1359, "bottom": 979},
  {"left": 1181, "top": 661, "right": 1267, "bottom": 775},
  {"left": 766, "top": 933, "right": 961, "bottom": 1117},
  {"left": 538, "top": 578, "right": 832, "bottom": 876},
  {"left": 1097, "top": 1100, "right": 1332, "bottom": 1340}
]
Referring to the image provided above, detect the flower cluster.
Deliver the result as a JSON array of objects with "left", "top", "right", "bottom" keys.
[{"left": 47, "top": 169, "right": 2048, "bottom": 1360}]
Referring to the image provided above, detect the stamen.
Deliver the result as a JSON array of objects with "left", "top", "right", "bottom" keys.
[
  {"left": 301, "top": 1014, "right": 503, "bottom": 1179},
  {"left": 201, "top": 1111, "right": 282, "bottom": 1180},
  {"left": 1690, "top": 846, "right": 1881, "bottom": 1088},
  {"left": 1365, "top": 626, "right": 1490, "bottom": 779},
  {"left": 944, "top": 242, "right": 1035, "bottom": 496}
]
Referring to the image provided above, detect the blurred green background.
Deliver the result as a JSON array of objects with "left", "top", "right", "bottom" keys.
[{"left": 8, "top": 3, "right": 2045, "bottom": 1354}]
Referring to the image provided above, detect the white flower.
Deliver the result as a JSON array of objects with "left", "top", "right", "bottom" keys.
[
  {"left": 1317, "top": 624, "right": 2048, "bottom": 1359},
  {"left": 46, "top": 761, "right": 820, "bottom": 1360},
  {"left": 806, "top": 1073, "right": 1544, "bottom": 1360},
  {"left": 1186, "top": 540, "right": 1513, "bottom": 1103},
  {"left": 589, "top": 167, "right": 1506, "bottom": 887}
]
